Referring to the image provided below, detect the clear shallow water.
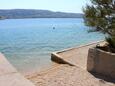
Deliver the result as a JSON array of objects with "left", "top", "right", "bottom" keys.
[{"left": 0, "top": 18, "right": 104, "bottom": 73}]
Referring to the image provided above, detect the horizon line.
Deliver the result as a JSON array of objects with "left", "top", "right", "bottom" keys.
[{"left": 0, "top": 8, "right": 83, "bottom": 14}]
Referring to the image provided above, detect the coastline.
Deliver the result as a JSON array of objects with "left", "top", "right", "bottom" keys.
[
  {"left": 25, "top": 40, "right": 104, "bottom": 77},
  {"left": 0, "top": 41, "right": 114, "bottom": 86},
  {"left": 26, "top": 41, "right": 115, "bottom": 86},
  {"left": 19, "top": 40, "right": 103, "bottom": 76},
  {"left": 24, "top": 40, "right": 103, "bottom": 77}
]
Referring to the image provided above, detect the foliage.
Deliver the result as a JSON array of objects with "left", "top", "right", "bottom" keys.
[{"left": 83, "top": 0, "right": 115, "bottom": 51}]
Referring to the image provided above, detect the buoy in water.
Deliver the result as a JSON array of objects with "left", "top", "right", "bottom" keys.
[{"left": 53, "top": 27, "right": 55, "bottom": 29}]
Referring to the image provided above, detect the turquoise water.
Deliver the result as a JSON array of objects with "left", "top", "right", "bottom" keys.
[{"left": 0, "top": 18, "right": 104, "bottom": 73}]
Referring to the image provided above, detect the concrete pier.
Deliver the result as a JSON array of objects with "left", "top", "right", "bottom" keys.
[{"left": 0, "top": 53, "right": 35, "bottom": 86}]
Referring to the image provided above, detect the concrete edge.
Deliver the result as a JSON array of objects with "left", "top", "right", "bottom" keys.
[
  {"left": 54, "top": 40, "right": 104, "bottom": 54},
  {"left": 90, "top": 47, "right": 115, "bottom": 56},
  {"left": 0, "top": 53, "right": 35, "bottom": 86},
  {"left": 51, "top": 52, "right": 75, "bottom": 66},
  {"left": 51, "top": 41, "right": 104, "bottom": 66}
]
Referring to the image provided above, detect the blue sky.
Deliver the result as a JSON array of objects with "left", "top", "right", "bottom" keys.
[{"left": 0, "top": 0, "right": 90, "bottom": 13}]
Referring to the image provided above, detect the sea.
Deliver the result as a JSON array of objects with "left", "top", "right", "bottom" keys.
[{"left": 0, "top": 18, "right": 105, "bottom": 74}]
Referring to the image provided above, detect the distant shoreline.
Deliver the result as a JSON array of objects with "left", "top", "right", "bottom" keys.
[
  {"left": 0, "top": 9, "right": 83, "bottom": 19},
  {"left": 1, "top": 17, "right": 83, "bottom": 20}
]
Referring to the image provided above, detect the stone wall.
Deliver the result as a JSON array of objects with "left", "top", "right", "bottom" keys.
[{"left": 87, "top": 48, "right": 115, "bottom": 79}]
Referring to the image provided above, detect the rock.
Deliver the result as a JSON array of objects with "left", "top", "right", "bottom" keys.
[
  {"left": 96, "top": 42, "right": 109, "bottom": 51},
  {"left": 96, "top": 42, "right": 109, "bottom": 47}
]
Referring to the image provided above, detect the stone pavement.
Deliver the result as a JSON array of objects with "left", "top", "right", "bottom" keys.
[{"left": 0, "top": 53, "right": 35, "bottom": 86}]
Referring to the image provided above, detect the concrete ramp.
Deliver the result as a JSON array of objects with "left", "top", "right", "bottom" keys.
[
  {"left": 0, "top": 53, "right": 35, "bottom": 86},
  {"left": 51, "top": 41, "right": 103, "bottom": 69}
]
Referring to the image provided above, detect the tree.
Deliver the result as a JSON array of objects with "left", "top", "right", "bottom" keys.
[{"left": 83, "top": 0, "right": 115, "bottom": 52}]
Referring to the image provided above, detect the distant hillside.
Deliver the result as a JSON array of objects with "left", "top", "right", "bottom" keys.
[{"left": 0, "top": 9, "right": 83, "bottom": 19}]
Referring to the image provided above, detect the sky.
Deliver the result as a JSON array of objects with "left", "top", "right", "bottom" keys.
[{"left": 0, "top": 0, "right": 90, "bottom": 13}]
